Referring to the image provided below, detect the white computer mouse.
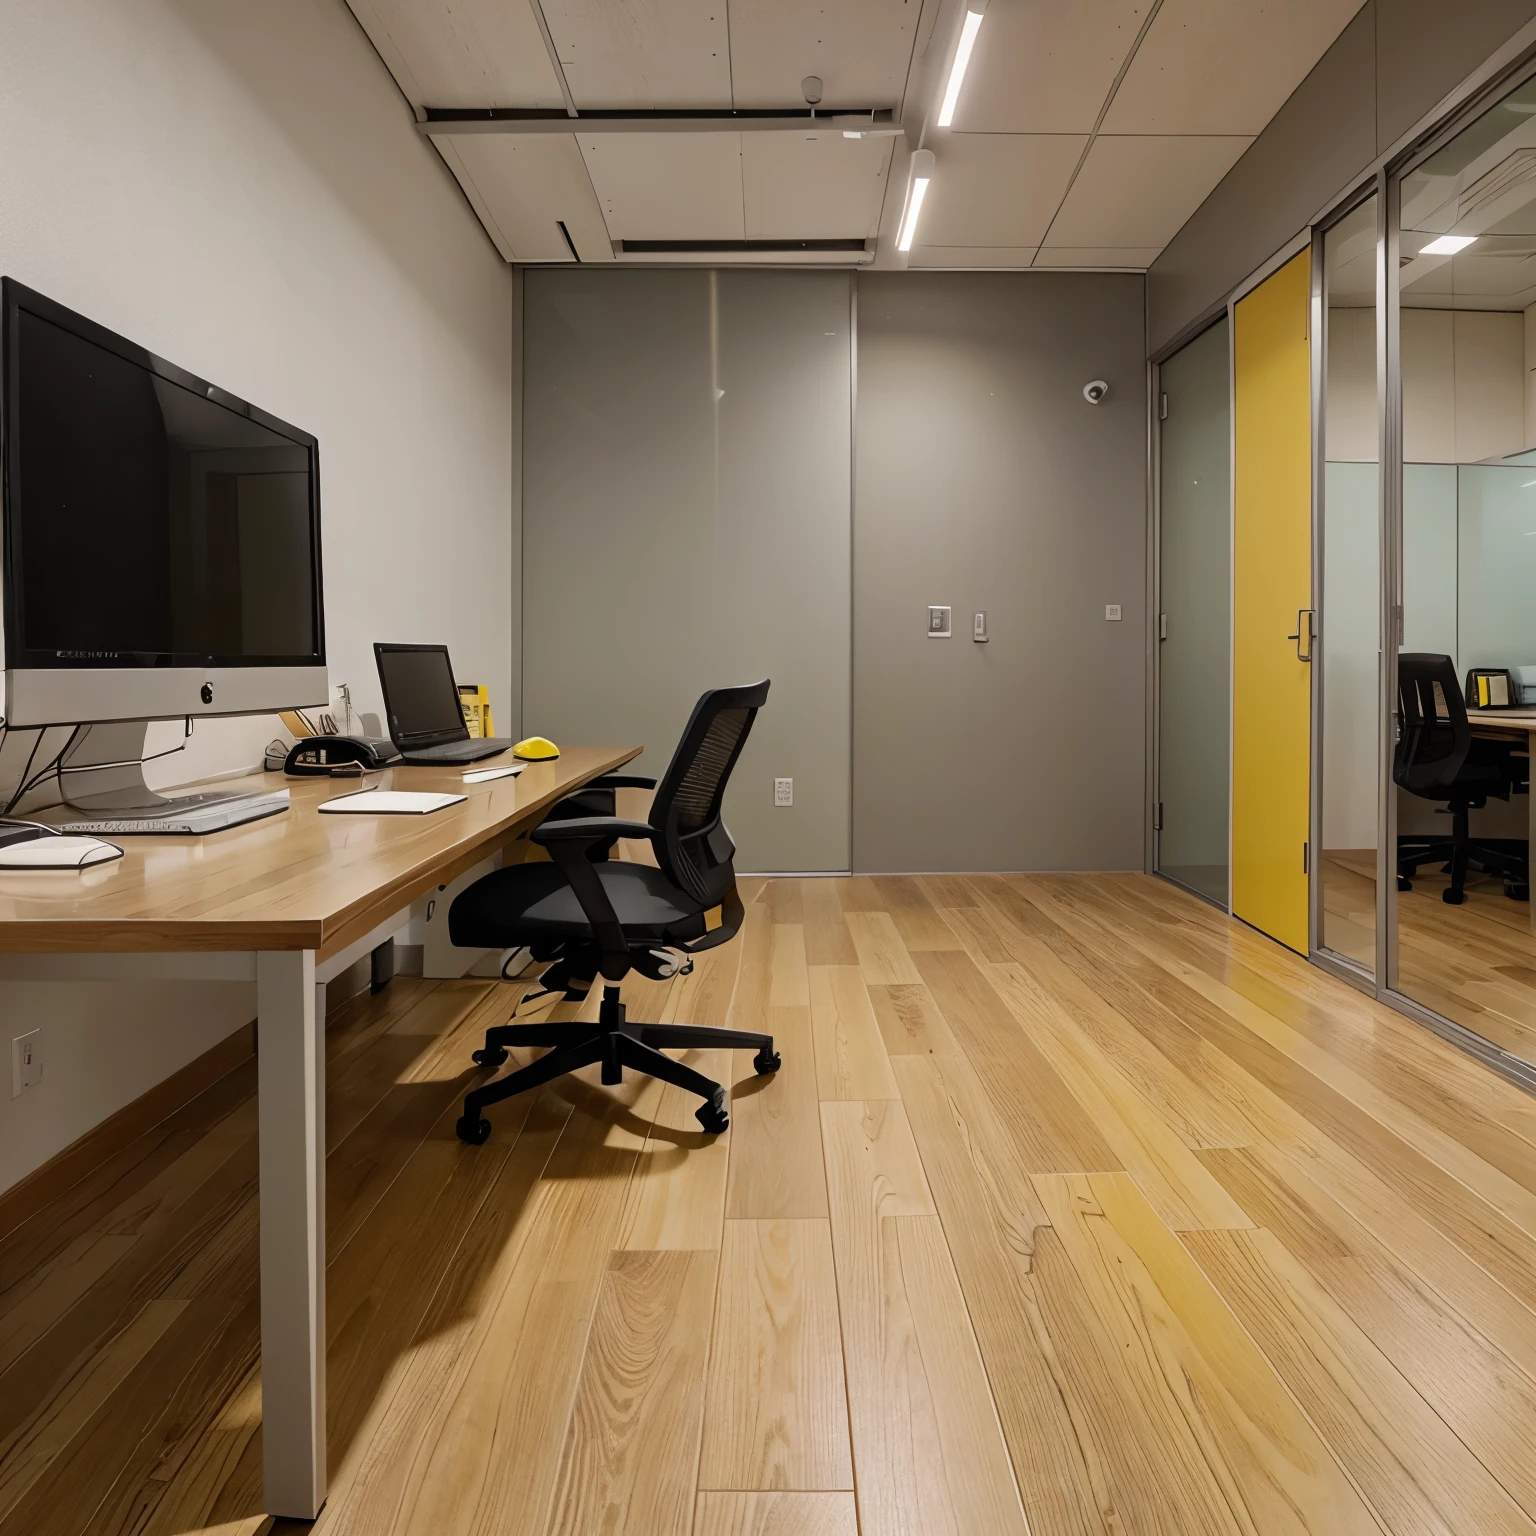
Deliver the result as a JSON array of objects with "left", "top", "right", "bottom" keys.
[{"left": 0, "top": 835, "right": 123, "bottom": 870}]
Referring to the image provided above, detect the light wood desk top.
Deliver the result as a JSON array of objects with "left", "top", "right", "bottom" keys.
[
  {"left": 1469, "top": 709, "right": 1536, "bottom": 732},
  {"left": 0, "top": 744, "right": 638, "bottom": 958}
]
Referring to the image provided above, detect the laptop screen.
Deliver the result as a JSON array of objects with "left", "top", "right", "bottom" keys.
[{"left": 376, "top": 644, "right": 467, "bottom": 746}]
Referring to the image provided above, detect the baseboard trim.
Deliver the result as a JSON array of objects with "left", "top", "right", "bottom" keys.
[{"left": 0, "top": 1018, "right": 256, "bottom": 1243}]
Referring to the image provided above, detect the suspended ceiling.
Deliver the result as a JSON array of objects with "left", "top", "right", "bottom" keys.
[{"left": 347, "top": 0, "right": 1366, "bottom": 269}]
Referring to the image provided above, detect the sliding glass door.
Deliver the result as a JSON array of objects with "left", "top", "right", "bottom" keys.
[{"left": 1157, "top": 319, "right": 1230, "bottom": 904}]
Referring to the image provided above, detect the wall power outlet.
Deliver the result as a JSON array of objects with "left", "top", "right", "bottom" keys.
[
  {"left": 11, "top": 1030, "right": 41, "bottom": 1098},
  {"left": 774, "top": 778, "right": 793, "bottom": 807}
]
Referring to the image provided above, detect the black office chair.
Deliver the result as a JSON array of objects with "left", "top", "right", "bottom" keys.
[
  {"left": 1394, "top": 652, "right": 1528, "bottom": 904},
  {"left": 449, "top": 681, "right": 779, "bottom": 1141}
]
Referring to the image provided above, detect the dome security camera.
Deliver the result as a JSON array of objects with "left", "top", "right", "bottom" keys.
[{"left": 1083, "top": 379, "right": 1109, "bottom": 405}]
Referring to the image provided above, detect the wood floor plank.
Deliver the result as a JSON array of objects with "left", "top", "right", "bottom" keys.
[
  {"left": 807, "top": 966, "right": 899, "bottom": 1101},
  {"left": 726, "top": 1007, "right": 827, "bottom": 1221},
  {"left": 844, "top": 910, "right": 923, "bottom": 985},
  {"left": 913, "top": 949, "right": 1123, "bottom": 1175},
  {"left": 548, "top": 1247, "right": 717, "bottom": 1536},
  {"left": 698, "top": 1219, "right": 853, "bottom": 1492},
  {"left": 986, "top": 963, "right": 1253, "bottom": 1231},
  {"left": 800, "top": 879, "right": 858, "bottom": 967},
  {"left": 1184, "top": 1225, "right": 1536, "bottom": 1536},
  {"left": 867, "top": 981, "right": 963, "bottom": 1057},
  {"left": 878, "top": 876, "right": 964, "bottom": 952},
  {"left": 0, "top": 1297, "right": 185, "bottom": 1521},
  {"left": 693, "top": 1490, "right": 859, "bottom": 1535},
  {"left": 820, "top": 1099, "right": 1028, "bottom": 1536},
  {"left": 617, "top": 1052, "right": 731, "bottom": 1248},
  {"left": 1201, "top": 1144, "right": 1536, "bottom": 1520},
  {"left": 892, "top": 1053, "right": 1107, "bottom": 1536},
  {"left": 1046, "top": 1173, "right": 1378, "bottom": 1534}
]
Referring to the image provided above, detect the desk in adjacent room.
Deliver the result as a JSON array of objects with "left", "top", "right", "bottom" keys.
[
  {"left": 1468, "top": 709, "right": 1536, "bottom": 925},
  {"left": 0, "top": 745, "right": 638, "bottom": 1520}
]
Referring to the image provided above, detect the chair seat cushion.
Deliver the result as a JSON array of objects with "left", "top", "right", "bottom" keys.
[{"left": 449, "top": 859, "right": 708, "bottom": 949}]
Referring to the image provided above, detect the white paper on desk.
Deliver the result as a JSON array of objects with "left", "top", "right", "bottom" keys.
[
  {"left": 462, "top": 764, "right": 524, "bottom": 783},
  {"left": 319, "top": 789, "right": 467, "bottom": 815}
]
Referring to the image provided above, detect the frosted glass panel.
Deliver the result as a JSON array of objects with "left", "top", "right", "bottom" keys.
[
  {"left": 1458, "top": 466, "right": 1536, "bottom": 672},
  {"left": 522, "top": 269, "right": 852, "bottom": 871},
  {"left": 1402, "top": 465, "right": 1457, "bottom": 661},
  {"left": 1158, "top": 318, "right": 1230, "bottom": 903}
]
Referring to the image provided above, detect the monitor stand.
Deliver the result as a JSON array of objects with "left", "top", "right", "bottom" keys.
[{"left": 44, "top": 721, "right": 280, "bottom": 829}]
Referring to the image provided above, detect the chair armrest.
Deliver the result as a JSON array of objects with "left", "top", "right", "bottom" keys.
[
  {"left": 587, "top": 774, "right": 657, "bottom": 791},
  {"left": 532, "top": 816, "right": 653, "bottom": 846}
]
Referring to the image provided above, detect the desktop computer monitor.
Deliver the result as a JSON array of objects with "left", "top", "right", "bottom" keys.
[{"left": 1, "top": 278, "right": 327, "bottom": 729}]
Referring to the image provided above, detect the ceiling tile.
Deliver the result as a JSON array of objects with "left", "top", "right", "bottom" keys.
[
  {"left": 1101, "top": 0, "right": 1363, "bottom": 135},
  {"left": 345, "top": 0, "right": 565, "bottom": 109},
  {"left": 918, "top": 135, "right": 1087, "bottom": 247},
  {"left": 742, "top": 133, "right": 893, "bottom": 238},
  {"left": 1045, "top": 134, "right": 1249, "bottom": 247},
  {"left": 728, "top": 0, "right": 919, "bottom": 109},
  {"left": 579, "top": 133, "right": 744, "bottom": 240},
  {"left": 954, "top": 0, "right": 1151, "bottom": 133},
  {"left": 1032, "top": 246, "right": 1162, "bottom": 267},
  {"left": 542, "top": 0, "right": 732, "bottom": 108},
  {"left": 908, "top": 246, "right": 1039, "bottom": 267},
  {"left": 439, "top": 135, "right": 612, "bottom": 261}
]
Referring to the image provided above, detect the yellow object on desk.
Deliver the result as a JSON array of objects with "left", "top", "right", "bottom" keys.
[
  {"left": 458, "top": 684, "right": 494, "bottom": 739},
  {"left": 513, "top": 735, "right": 559, "bottom": 761}
]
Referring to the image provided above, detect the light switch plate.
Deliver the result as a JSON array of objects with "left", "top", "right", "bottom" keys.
[
  {"left": 1105, "top": 604, "right": 1123, "bottom": 621},
  {"left": 973, "top": 611, "right": 988, "bottom": 642},
  {"left": 927, "top": 605, "right": 951, "bottom": 637},
  {"left": 11, "top": 1030, "right": 40, "bottom": 1098},
  {"left": 774, "top": 778, "right": 793, "bottom": 807}
]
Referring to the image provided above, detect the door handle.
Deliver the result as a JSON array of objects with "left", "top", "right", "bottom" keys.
[{"left": 1286, "top": 608, "right": 1315, "bottom": 663}]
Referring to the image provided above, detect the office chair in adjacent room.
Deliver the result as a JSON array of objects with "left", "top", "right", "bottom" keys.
[
  {"left": 1394, "top": 652, "right": 1528, "bottom": 905},
  {"left": 448, "top": 680, "right": 779, "bottom": 1141}
]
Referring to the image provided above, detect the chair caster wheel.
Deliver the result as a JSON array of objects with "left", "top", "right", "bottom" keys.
[
  {"left": 1398, "top": 877, "right": 1412, "bottom": 892},
  {"left": 1506, "top": 881, "right": 1530, "bottom": 901},
  {"left": 472, "top": 1046, "right": 509, "bottom": 1068},
  {"left": 1442, "top": 889, "right": 1466, "bottom": 905},
  {"left": 696, "top": 1090, "right": 729, "bottom": 1135},
  {"left": 456, "top": 1115, "right": 492, "bottom": 1145},
  {"left": 753, "top": 1048, "right": 781, "bottom": 1074}
]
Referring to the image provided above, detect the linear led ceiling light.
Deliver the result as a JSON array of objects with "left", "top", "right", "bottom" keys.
[
  {"left": 1420, "top": 234, "right": 1477, "bottom": 255},
  {"left": 938, "top": 5, "right": 987, "bottom": 128},
  {"left": 898, "top": 149, "right": 935, "bottom": 253}
]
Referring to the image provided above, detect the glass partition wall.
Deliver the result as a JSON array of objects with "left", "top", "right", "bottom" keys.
[
  {"left": 1318, "top": 196, "right": 1382, "bottom": 974},
  {"left": 1388, "top": 73, "right": 1536, "bottom": 1072},
  {"left": 1156, "top": 319, "right": 1231, "bottom": 904}
]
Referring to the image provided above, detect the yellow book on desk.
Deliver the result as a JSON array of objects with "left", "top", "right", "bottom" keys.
[{"left": 458, "top": 685, "right": 494, "bottom": 739}]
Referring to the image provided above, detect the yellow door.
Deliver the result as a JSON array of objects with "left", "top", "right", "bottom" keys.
[{"left": 1233, "top": 250, "right": 1312, "bottom": 953}]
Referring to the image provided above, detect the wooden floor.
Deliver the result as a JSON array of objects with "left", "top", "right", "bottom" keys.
[
  {"left": 6, "top": 874, "right": 1536, "bottom": 1533},
  {"left": 1325, "top": 847, "right": 1536, "bottom": 1066}
]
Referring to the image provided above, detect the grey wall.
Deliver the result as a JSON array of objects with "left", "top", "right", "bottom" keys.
[
  {"left": 1149, "top": 0, "right": 1536, "bottom": 354},
  {"left": 853, "top": 273, "right": 1148, "bottom": 873},
  {"left": 522, "top": 268, "right": 852, "bottom": 872}
]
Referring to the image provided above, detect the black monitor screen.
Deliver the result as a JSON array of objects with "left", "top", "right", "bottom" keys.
[
  {"left": 3, "top": 286, "right": 322, "bottom": 668},
  {"left": 377, "top": 646, "right": 467, "bottom": 743}
]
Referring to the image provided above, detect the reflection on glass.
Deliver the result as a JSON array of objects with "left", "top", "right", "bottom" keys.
[
  {"left": 1158, "top": 319, "right": 1230, "bottom": 904},
  {"left": 1394, "top": 77, "right": 1536, "bottom": 1065},
  {"left": 1320, "top": 196, "right": 1380, "bottom": 970}
]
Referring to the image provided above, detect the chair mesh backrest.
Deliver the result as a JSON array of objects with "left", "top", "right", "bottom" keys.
[
  {"left": 649, "top": 681, "right": 770, "bottom": 906},
  {"left": 1394, "top": 652, "right": 1469, "bottom": 793}
]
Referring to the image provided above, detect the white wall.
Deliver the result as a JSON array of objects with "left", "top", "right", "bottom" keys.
[{"left": 0, "top": 0, "right": 513, "bottom": 1193}]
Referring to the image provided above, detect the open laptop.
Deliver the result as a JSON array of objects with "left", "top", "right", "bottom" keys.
[{"left": 374, "top": 643, "right": 514, "bottom": 765}]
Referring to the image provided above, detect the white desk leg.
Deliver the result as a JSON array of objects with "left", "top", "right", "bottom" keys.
[{"left": 257, "top": 949, "right": 326, "bottom": 1519}]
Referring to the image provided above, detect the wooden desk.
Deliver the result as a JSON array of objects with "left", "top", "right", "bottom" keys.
[
  {"left": 0, "top": 745, "right": 637, "bottom": 1519},
  {"left": 1467, "top": 709, "right": 1535, "bottom": 925}
]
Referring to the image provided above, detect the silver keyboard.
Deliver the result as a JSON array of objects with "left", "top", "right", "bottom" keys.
[{"left": 60, "top": 788, "right": 291, "bottom": 836}]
